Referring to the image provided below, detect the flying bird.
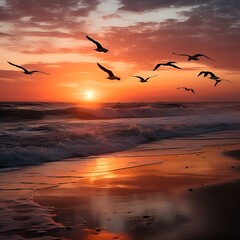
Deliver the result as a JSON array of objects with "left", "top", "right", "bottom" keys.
[
  {"left": 172, "top": 52, "right": 215, "bottom": 61},
  {"left": 153, "top": 61, "right": 181, "bottom": 71},
  {"left": 197, "top": 71, "right": 219, "bottom": 80},
  {"left": 8, "top": 61, "right": 50, "bottom": 75},
  {"left": 198, "top": 71, "right": 232, "bottom": 86},
  {"left": 86, "top": 35, "right": 109, "bottom": 53},
  {"left": 97, "top": 63, "right": 120, "bottom": 80},
  {"left": 132, "top": 75, "right": 157, "bottom": 83},
  {"left": 177, "top": 87, "right": 195, "bottom": 93}
]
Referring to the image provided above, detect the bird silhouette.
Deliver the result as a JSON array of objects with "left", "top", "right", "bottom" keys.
[
  {"left": 177, "top": 87, "right": 195, "bottom": 93},
  {"left": 86, "top": 35, "right": 109, "bottom": 53},
  {"left": 153, "top": 62, "right": 181, "bottom": 71},
  {"left": 197, "top": 71, "right": 219, "bottom": 80},
  {"left": 198, "top": 71, "right": 232, "bottom": 86},
  {"left": 8, "top": 61, "right": 50, "bottom": 75},
  {"left": 132, "top": 75, "right": 157, "bottom": 83},
  {"left": 172, "top": 52, "right": 215, "bottom": 61},
  {"left": 97, "top": 63, "right": 120, "bottom": 80}
]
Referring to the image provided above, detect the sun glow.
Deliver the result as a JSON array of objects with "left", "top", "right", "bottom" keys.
[{"left": 84, "top": 90, "right": 95, "bottom": 101}]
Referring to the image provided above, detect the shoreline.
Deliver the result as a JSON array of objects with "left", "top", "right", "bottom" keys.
[
  {"left": 34, "top": 141, "right": 240, "bottom": 240},
  {"left": 0, "top": 132, "right": 239, "bottom": 240}
]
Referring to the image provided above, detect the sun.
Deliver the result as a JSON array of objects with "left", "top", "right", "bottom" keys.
[{"left": 84, "top": 90, "right": 95, "bottom": 101}]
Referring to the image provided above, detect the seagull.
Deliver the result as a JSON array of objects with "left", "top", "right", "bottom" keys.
[
  {"left": 153, "top": 61, "right": 181, "bottom": 71},
  {"left": 86, "top": 35, "right": 109, "bottom": 53},
  {"left": 132, "top": 75, "right": 157, "bottom": 83},
  {"left": 198, "top": 71, "right": 232, "bottom": 86},
  {"left": 172, "top": 52, "right": 215, "bottom": 61},
  {"left": 8, "top": 61, "right": 50, "bottom": 75},
  {"left": 97, "top": 63, "right": 120, "bottom": 80},
  {"left": 197, "top": 71, "right": 219, "bottom": 79},
  {"left": 177, "top": 87, "right": 195, "bottom": 93}
]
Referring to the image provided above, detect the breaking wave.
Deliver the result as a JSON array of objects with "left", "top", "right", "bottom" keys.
[{"left": 0, "top": 102, "right": 239, "bottom": 168}]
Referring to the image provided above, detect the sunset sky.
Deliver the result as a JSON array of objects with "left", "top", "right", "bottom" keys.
[{"left": 0, "top": 0, "right": 239, "bottom": 102}]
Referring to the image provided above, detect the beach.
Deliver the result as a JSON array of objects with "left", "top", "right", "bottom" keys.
[
  {"left": 0, "top": 0, "right": 240, "bottom": 238},
  {"left": 0, "top": 130, "right": 239, "bottom": 240}
]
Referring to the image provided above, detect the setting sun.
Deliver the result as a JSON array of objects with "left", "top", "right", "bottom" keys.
[{"left": 84, "top": 90, "right": 95, "bottom": 101}]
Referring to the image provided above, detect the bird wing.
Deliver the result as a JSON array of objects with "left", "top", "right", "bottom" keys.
[
  {"left": 31, "top": 70, "right": 50, "bottom": 75},
  {"left": 190, "top": 89, "right": 195, "bottom": 93},
  {"left": 197, "top": 71, "right": 205, "bottom": 77},
  {"left": 214, "top": 80, "right": 221, "bottom": 86},
  {"left": 172, "top": 52, "right": 190, "bottom": 57},
  {"left": 8, "top": 61, "right": 28, "bottom": 71},
  {"left": 207, "top": 71, "right": 216, "bottom": 78},
  {"left": 86, "top": 35, "right": 103, "bottom": 48},
  {"left": 194, "top": 54, "right": 215, "bottom": 61},
  {"left": 170, "top": 63, "right": 181, "bottom": 69},
  {"left": 132, "top": 76, "right": 144, "bottom": 81},
  {"left": 146, "top": 75, "right": 157, "bottom": 81},
  {"left": 221, "top": 79, "right": 232, "bottom": 83},
  {"left": 97, "top": 63, "right": 114, "bottom": 77},
  {"left": 153, "top": 64, "right": 162, "bottom": 71}
]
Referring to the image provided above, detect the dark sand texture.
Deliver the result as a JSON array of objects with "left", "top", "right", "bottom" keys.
[{"left": 34, "top": 141, "right": 240, "bottom": 240}]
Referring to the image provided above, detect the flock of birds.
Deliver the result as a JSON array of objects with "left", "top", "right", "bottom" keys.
[{"left": 6, "top": 35, "right": 232, "bottom": 94}]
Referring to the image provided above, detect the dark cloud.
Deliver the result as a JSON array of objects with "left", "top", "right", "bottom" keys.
[
  {"left": 0, "top": 32, "right": 12, "bottom": 36},
  {"left": 119, "top": 0, "right": 210, "bottom": 12},
  {"left": 0, "top": 0, "right": 98, "bottom": 29},
  {"left": 101, "top": 0, "right": 240, "bottom": 71}
]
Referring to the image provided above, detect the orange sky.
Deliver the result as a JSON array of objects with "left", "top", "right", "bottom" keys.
[{"left": 0, "top": 0, "right": 239, "bottom": 102}]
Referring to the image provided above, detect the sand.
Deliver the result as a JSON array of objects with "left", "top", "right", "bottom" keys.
[
  {"left": 35, "top": 136, "right": 240, "bottom": 240},
  {"left": 0, "top": 132, "right": 240, "bottom": 240}
]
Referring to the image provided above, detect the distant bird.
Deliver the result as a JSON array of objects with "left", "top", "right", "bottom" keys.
[
  {"left": 8, "top": 61, "right": 50, "bottom": 75},
  {"left": 177, "top": 87, "right": 195, "bottom": 93},
  {"left": 132, "top": 75, "right": 157, "bottom": 83},
  {"left": 153, "top": 62, "right": 181, "bottom": 71},
  {"left": 198, "top": 71, "right": 232, "bottom": 86},
  {"left": 86, "top": 35, "right": 109, "bottom": 53},
  {"left": 97, "top": 63, "right": 120, "bottom": 80},
  {"left": 172, "top": 52, "right": 215, "bottom": 61},
  {"left": 197, "top": 71, "right": 219, "bottom": 79}
]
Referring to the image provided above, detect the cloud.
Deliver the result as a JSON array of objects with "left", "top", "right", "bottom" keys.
[
  {"left": 118, "top": 0, "right": 210, "bottom": 12},
  {"left": 98, "top": 1, "right": 240, "bottom": 71},
  {"left": 0, "top": 31, "right": 12, "bottom": 36},
  {"left": 0, "top": 0, "right": 99, "bottom": 29},
  {"left": 0, "top": 0, "right": 239, "bottom": 72}
]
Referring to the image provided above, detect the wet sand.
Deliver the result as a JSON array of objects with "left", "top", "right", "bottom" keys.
[
  {"left": 33, "top": 138, "right": 240, "bottom": 240},
  {"left": 0, "top": 132, "right": 239, "bottom": 240}
]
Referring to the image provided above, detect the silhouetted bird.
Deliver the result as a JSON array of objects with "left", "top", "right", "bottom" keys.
[
  {"left": 197, "top": 71, "right": 219, "bottom": 79},
  {"left": 153, "top": 62, "right": 181, "bottom": 71},
  {"left": 177, "top": 87, "right": 195, "bottom": 93},
  {"left": 132, "top": 75, "right": 157, "bottom": 83},
  {"left": 86, "top": 35, "right": 109, "bottom": 53},
  {"left": 97, "top": 63, "right": 120, "bottom": 80},
  {"left": 198, "top": 71, "right": 232, "bottom": 86},
  {"left": 172, "top": 52, "right": 214, "bottom": 61},
  {"left": 8, "top": 61, "right": 50, "bottom": 75}
]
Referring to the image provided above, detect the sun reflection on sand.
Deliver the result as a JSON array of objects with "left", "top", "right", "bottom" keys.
[
  {"left": 29, "top": 136, "right": 240, "bottom": 240},
  {"left": 84, "top": 229, "right": 129, "bottom": 240}
]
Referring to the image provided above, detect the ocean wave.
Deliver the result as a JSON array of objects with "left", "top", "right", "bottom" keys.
[
  {"left": 0, "top": 122, "right": 239, "bottom": 168},
  {"left": 1, "top": 102, "right": 239, "bottom": 121},
  {"left": 0, "top": 102, "right": 239, "bottom": 168},
  {"left": 0, "top": 102, "right": 185, "bottom": 121}
]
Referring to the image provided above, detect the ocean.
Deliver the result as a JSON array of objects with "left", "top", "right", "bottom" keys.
[{"left": 0, "top": 102, "right": 240, "bottom": 169}]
